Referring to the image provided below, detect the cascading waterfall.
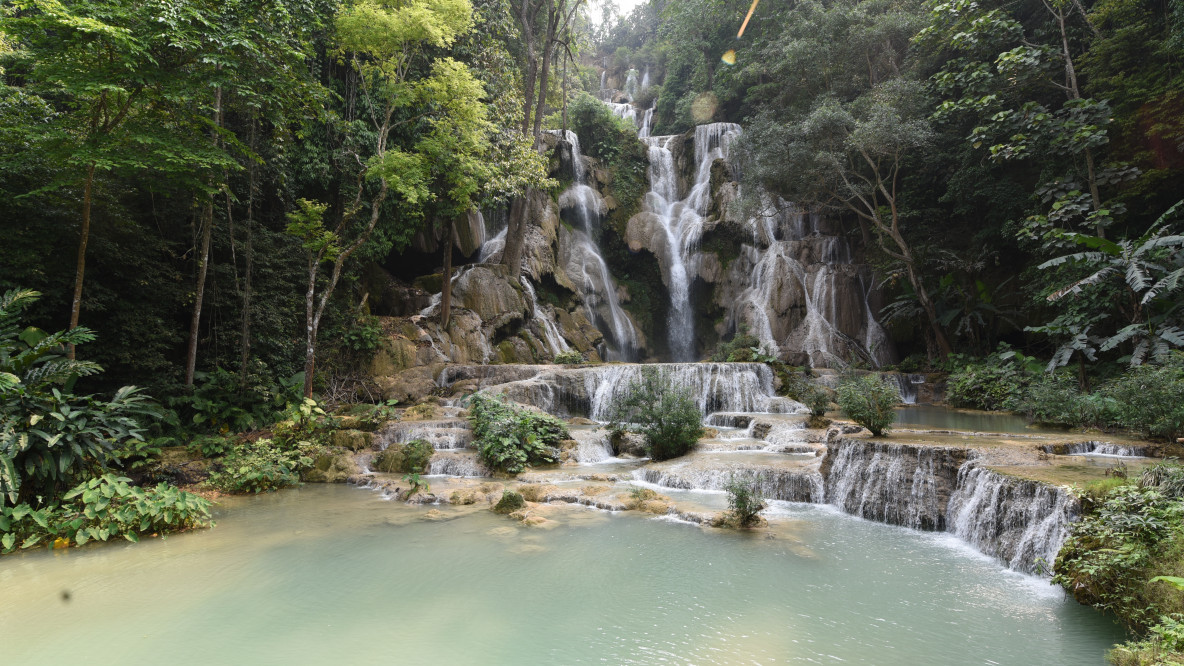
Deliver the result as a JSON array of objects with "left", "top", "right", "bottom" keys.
[
  {"left": 640, "top": 65, "right": 650, "bottom": 90},
  {"left": 824, "top": 440, "right": 961, "bottom": 530},
  {"left": 380, "top": 420, "right": 472, "bottom": 451},
  {"left": 640, "top": 123, "right": 741, "bottom": 360},
  {"left": 635, "top": 464, "right": 824, "bottom": 502},
  {"left": 520, "top": 278, "right": 572, "bottom": 356},
  {"left": 463, "top": 362, "right": 805, "bottom": 419},
  {"left": 624, "top": 68, "right": 639, "bottom": 101},
  {"left": 550, "top": 129, "right": 639, "bottom": 360},
  {"left": 1044, "top": 441, "right": 1151, "bottom": 457},
  {"left": 947, "top": 465, "right": 1078, "bottom": 575},
  {"left": 729, "top": 202, "right": 894, "bottom": 367},
  {"left": 887, "top": 373, "right": 926, "bottom": 404},
  {"left": 600, "top": 69, "right": 606, "bottom": 91}
]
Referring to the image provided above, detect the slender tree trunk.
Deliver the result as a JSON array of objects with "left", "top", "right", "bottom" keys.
[
  {"left": 303, "top": 256, "right": 319, "bottom": 398},
  {"left": 441, "top": 218, "right": 456, "bottom": 329},
  {"left": 186, "top": 196, "right": 214, "bottom": 387},
  {"left": 503, "top": 195, "right": 529, "bottom": 276},
  {"left": 68, "top": 162, "right": 96, "bottom": 360},
  {"left": 1051, "top": 3, "right": 1105, "bottom": 238},
  {"left": 186, "top": 85, "right": 222, "bottom": 387}
]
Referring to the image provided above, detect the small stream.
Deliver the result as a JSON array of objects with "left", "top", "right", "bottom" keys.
[{"left": 0, "top": 485, "right": 1122, "bottom": 665}]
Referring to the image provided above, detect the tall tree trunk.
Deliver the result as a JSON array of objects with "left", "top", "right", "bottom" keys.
[
  {"left": 441, "top": 218, "right": 456, "bottom": 329},
  {"left": 186, "top": 85, "right": 222, "bottom": 387},
  {"left": 503, "top": 195, "right": 529, "bottom": 277},
  {"left": 68, "top": 162, "right": 96, "bottom": 360},
  {"left": 186, "top": 195, "right": 214, "bottom": 387},
  {"left": 238, "top": 121, "right": 257, "bottom": 389}
]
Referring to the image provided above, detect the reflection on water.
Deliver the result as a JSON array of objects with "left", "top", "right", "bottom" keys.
[
  {"left": 0, "top": 485, "right": 1120, "bottom": 665},
  {"left": 893, "top": 405, "right": 1040, "bottom": 433}
]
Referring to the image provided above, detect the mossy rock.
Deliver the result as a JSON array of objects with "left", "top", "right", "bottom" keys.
[
  {"left": 373, "top": 440, "right": 433, "bottom": 474},
  {"left": 403, "top": 403, "right": 438, "bottom": 421},
  {"left": 493, "top": 490, "right": 526, "bottom": 514},
  {"left": 303, "top": 452, "right": 360, "bottom": 484},
  {"left": 331, "top": 429, "right": 373, "bottom": 451}
]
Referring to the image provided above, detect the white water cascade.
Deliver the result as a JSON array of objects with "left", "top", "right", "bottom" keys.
[
  {"left": 520, "top": 278, "right": 572, "bottom": 356},
  {"left": 640, "top": 123, "right": 741, "bottom": 360},
  {"left": 551, "top": 130, "right": 639, "bottom": 360},
  {"left": 947, "top": 466, "right": 1078, "bottom": 574}
]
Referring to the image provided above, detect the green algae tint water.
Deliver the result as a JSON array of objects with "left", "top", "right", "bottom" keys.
[{"left": 0, "top": 485, "right": 1121, "bottom": 665}]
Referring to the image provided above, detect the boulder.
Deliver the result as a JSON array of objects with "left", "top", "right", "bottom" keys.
[
  {"left": 331, "top": 429, "right": 373, "bottom": 452},
  {"left": 303, "top": 452, "right": 360, "bottom": 484}
]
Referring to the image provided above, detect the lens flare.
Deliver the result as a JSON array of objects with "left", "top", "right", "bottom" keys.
[{"left": 720, "top": 49, "right": 736, "bottom": 66}]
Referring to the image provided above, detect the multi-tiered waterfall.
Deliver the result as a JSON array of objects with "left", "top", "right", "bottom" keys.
[{"left": 608, "top": 96, "right": 893, "bottom": 366}]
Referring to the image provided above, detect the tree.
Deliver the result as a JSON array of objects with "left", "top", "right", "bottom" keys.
[
  {"left": 2, "top": 0, "right": 233, "bottom": 359},
  {"left": 764, "top": 80, "right": 954, "bottom": 357}
]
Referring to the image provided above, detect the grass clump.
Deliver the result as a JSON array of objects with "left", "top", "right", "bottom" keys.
[
  {"left": 554, "top": 351, "right": 584, "bottom": 364},
  {"left": 836, "top": 374, "right": 899, "bottom": 436},
  {"left": 468, "top": 393, "right": 567, "bottom": 474},
  {"left": 607, "top": 368, "right": 704, "bottom": 461}
]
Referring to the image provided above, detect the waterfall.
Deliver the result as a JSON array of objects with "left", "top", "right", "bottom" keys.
[
  {"left": 520, "top": 278, "right": 572, "bottom": 357},
  {"left": 728, "top": 203, "right": 894, "bottom": 367},
  {"left": 600, "top": 69, "right": 606, "bottom": 91},
  {"left": 428, "top": 451, "right": 490, "bottom": 477},
  {"left": 885, "top": 373, "right": 926, "bottom": 404},
  {"left": 569, "top": 428, "right": 616, "bottom": 463},
  {"left": 1044, "top": 441, "right": 1151, "bottom": 457},
  {"left": 947, "top": 466, "right": 1078, "bottom": 575},
  {"left": 550, "top": 129, "right": 639, "bottom": 360},
  {"left": 635, "top": 464, "right": 823, "bottom": 502},
  {"left": 640, "top": 65, "right": 650, "bottom": 90},
  {"left": 624, "top": 68, "right": 639, "bottom": 101},
  {"left": 640, "top": 123, "right": 741, "bottom": 360},
  {"left": 461, "top": 362, "right": 806, "bottom": 420},
  {"left": 379, "top": 420, "right": 472, "bottom": 451},
  {"left": 824, "top": 440, "right": 962, "bottom": 530},
  {"left": 639, "top": 108, "right": 653, "bottom": 138}
]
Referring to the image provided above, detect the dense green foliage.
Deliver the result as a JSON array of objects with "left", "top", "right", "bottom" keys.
[
  {"left": 1, "top": 473, "right": 212, "bottom": 554},
  {"left": 468, "top": 392, "right": 566, "bottom": 473},
  {"left": 948, "top": 350, "right": 1184, "bottom": 438},
  {"left": 1054, "top": 463, "right": 1184, "bottom": 662},
  {"left": 836, "top": 374, "right": 899, "bottom": 436},
  {"left": 205, "top": 437, "right": 314, "bottom": 494},
  {"left": 1, "top": 289, "right": 158, "bottom": 506},
  {"left": 725, "top": 476, "right": 766, "bottom": 528},
  {"left": 492, "top": 489, "right": 526, "bottom": 514},
  {"left": 607, "top": 368, "right": 704, "bottom": 460},
  {"left": 554, "top": 350, "right": 585, "bottom": 364}
]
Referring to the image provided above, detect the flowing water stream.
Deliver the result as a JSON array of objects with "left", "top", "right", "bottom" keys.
[{"left": 0, "top": 485, "right": 1122, "bottom": 665}]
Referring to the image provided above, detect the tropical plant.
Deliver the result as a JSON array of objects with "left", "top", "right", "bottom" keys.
[
  {"left": 468, "top": 393, "right": 565, "bottom": 473},
  {"left": 836, "top": 374, "right": 899, "bottom": 436},
  {"left": 401, "top": 473, "right": 430, "bottom": 497},
  {"left": 1038, "top": 201, "right": 1184, "bottom": 367},
  {"left": 1, "top": 473, "right": 212, "bottom": 554},
  {"left": 1, "top": 289, "right": 158, "bottom": 506},
  {"left": 554, "top": 350, "right": 584, "bottom": 364},
  {"left": 607, "top": 369, "right": 704, "bottom": 461}
]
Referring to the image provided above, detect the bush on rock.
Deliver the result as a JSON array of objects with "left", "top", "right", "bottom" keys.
[
  {"left": 607, "top": 368, "right": 704, "bottom": 461},
  {"left": 836, "top": 374, "right": 898, "bottom": 436}
]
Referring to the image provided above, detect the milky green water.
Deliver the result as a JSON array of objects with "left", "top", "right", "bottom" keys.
[
  {"left": 0, "top": 485, "right": 1122, "bottom": 665},
  {"left": 893, "top": 405, "right": 1039, "bottom": 434}
]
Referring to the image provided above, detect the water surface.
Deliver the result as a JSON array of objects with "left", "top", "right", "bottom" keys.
[{"left": 0, "top": 485, "right": 1122, "bottom": 665}]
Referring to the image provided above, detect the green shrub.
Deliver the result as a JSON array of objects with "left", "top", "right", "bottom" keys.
[
  {"left": 711, "top": 326, "right": 762, "bottom": 362},
  {"left": 725, "top": 476, "right": 767, "bottom": 528},
  {"left": 947, "top": 358, "right": 1029, "bottom": 411},
  {"left": 1015, "top": 372, "right": 1108, "bottom": 427},
  {"left": 468, "top": 393, "right": 566, "bottom": 474},
  {"left": 492, "top": 489, "right": 525, "bottom": 514},
  {"left": 373, "top": 439, "right": 433, "bottom": 474},
  {"left": 554, "top": 350, "right": 584, "bottom": 365},
  {"left": 607, "top": 368, "right": 704, "bottom": 461},
  {"left": 836, "top": 374, "right": 899, "bottom": 436},
  {"left": 206, "top": 438, "right": 313, "bottom": 493},
  {"left": 1, "top": 473, "right": 212, "bottom": 554},
  {"left": 783, "top": 374, "right": 830, "bottom": 417},
  {"left": 170, "top": 364, "right": 305, "bottom": 435},
  {"left": 1104, "top": 355, "right": 1184, "bottom": 440}
]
